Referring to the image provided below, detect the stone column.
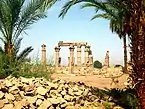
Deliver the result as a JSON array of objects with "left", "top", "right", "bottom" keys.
[
  {"left": 91, "top": 56, "right": 93, "bottom": 67},
  {"left": 84, "top": 46, "right": 89, "bottom": 66},
  {"left": 89, "top": 55, "right": 93, "bottom": 67},
  {"left": 77, "top": 44, "right": 82, "bottom": 67},
  {"left": 69, "top": 46, "right": 75, "bottom": 73},
  {"left": 54, "top": 46, "right": 61, "bottom": 68},
  {"left": 68, "top": 57, "right": 70, "bottom": 66},
  {"left": 103, "top": 51, "right": 109, "bottom": 68},
  {"left": 58, "top": 57, "right": 61, "bottom": 67},
  {"left": 41, "top": 44, "right": 46, "bottom": 66}
]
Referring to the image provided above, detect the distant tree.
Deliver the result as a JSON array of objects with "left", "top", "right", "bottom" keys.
[{"left": 93, "top": 60, "right": 102, "bottom": 69}]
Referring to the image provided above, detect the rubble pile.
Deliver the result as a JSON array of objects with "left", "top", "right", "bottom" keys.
[{"left": 0, "top": 76, "right": 123, "bottom": 109}]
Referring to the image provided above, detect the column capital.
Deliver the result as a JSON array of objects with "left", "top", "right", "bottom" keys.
[
  {"left": 41, "top": 44, "right": 46, "bottom": 47},
  {"left": 41, "top": 44, "right": 46, "bottom": 51},
  {"left": 55, "top": 46, "right": 61, "bottom": 52},
  {"left": 69, "top": 46, "right": 75, "bottom": 51}
]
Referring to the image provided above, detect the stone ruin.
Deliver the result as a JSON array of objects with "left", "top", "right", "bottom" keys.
[
  {"left": 54, "top": 41, "right": 94, "bottom": 74},
  {"left": 41, "top": 42, "right": 120, "bottom": 75},
  {"left": 54, "top": 41, "right": 93, "bottom": 68},
  {"left": 41, "top": 42, "right": 131, "bottom": 88},
  {"left": 41, "top": 41, "right": 94, "bottom": 74}
]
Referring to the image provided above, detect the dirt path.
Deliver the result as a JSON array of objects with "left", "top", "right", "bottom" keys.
[{"left": 51, "top": 74, "right": 113, "bottom": 89}]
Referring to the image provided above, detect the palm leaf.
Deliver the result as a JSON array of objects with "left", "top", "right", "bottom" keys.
[
  {"left": 91, "top": 13, "right": 112, "bottom": 20},
  {"left": 40, "top": 0, "right": 58, "bottom": 12},
  {"left": 13, "top": 0, "right": 47, "bottom": 41},
  {"left": 59, "top": 0, "right": 81, "bottom": 18},
  {"left": 0, "top": 46, "right": 4, "bottom": 54},
  {"left": 0, "top": 37, "right": 5, "bottom": 43},
  {"left": 17, "top": 46, "right": 33, "bottom": 62},
  {"left": 13, "top": 37, "right": 23, "bottom": 57}
]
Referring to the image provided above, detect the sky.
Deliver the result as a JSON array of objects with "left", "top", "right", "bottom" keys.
[{"left": 20, "top": 0, "right": 130, "bottom": 66}]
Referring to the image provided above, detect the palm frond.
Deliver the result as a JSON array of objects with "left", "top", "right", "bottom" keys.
[
  {"left": 0, "top": 46, "right": 4, "bottom": 54},
  {"left": 0, "top": 37, "right": 5, "bottom": 43},
  {"left": 91, "top": 13, "right": 112, "bottom": 20},
  {"left": 13, "top": 37, "right": 23, "bottom": 56},
  {"left": 40, "top": 0, "right": 58, "bottom": 12},
  {"left": 0, "top": 0, "right": 25, "bottom": 44},
  {"left": 13, "top": 0, "right": 47, "bottom": 41},
  {"left": 59, "top": 0, "right": 81, "bottom": 18},
  {"left": 17, "top": 46, "right": 33, "bottom": 62}
]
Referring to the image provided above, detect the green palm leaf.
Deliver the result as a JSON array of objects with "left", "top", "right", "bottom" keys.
[
  {"left": 13, "top": 37, "right": 23, "bottom": 56},
  {"left": 17, "top": 46, "right": 33, "bottom": 62},
  {"left": 91, "top": 13, "right": 112, "bottom": 20},
  {"left": 0, "top": 0, "right": 57, "bottom": 56},
  {"left": 40, "top": 0, "right": 58, "bottom": 11},
  {"left": 0, "top": 46, "right": 4, "bottom": 54}
]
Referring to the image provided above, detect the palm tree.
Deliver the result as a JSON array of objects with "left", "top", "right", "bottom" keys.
[
  {"left": 84, "top": 1, "right": 128, "bottom": 73},
  {"left": 0, "top": 0, "right": 57, "bottom": 77},
  {"left": 59, "top": 0, "right": 128, "bottom": 71},
  {"left": 0, "top": 0, "right": 57, "bottom": 57},
  {"left": 59, "top": 0, "right": 145, "bottom": 108}
]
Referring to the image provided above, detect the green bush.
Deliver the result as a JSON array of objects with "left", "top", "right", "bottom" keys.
[
  {"left": 93, "top": 60, "right": 102, "bottom": 68},
  {"left": 106, "top": 88, "right": 138, "bottom": 109},
  {"left": 90, "top": 87, "right": 138, "bottom": 109},
  {"left": 15, "top": 63, "right": 54, "bottom": 80},
  {"left": 0, "top": 52, "right": 54, "bottom": 80}
]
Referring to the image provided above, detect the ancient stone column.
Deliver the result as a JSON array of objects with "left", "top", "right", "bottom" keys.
[
  {"left": 84, "top": 46, "right": 89, "bottom": 66},
  {"left": 41, "top": 44, "right": 46, "bottom": 66},
  {"left": 69, "top": 46, "right": 75, "bottom": 73},
  {"left": 89, "top": 55, "right": 93, "bottom": 67},
  {"left": 54, "top": 46, "right": 61, "bottom": 68},
  {"left": 68, "top": 57, "right": 70, "bottom": 66},
  {"left": 58, "top": 57, "right": 61, "bottom": 67},
  {"left": 77, "top": 44, "right": 82, "bottom": 66},
  {"left": 90, "top": 55, "right": 93, "bottom": 67},
  {"left": 103, "top": 51, "right": 109, "bottom": 68}
]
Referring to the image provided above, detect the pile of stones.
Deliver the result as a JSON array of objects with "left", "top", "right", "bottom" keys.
[{"left": 0, "top": 76, "right": 123, "bottom": 109}]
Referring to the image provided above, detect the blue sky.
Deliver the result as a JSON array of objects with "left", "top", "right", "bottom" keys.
[{"left": 21, "top": 0, "right": 130, "bottom": 66}]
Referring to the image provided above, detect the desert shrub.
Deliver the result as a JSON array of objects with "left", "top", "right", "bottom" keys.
[
  {"left": 93, "top": 60, "right": 102, "bottom": 69},
  {"left": 103, "top": 101, "right": 114, "bottom": 109},
  {"left": 106, "top": 88, "right": 138, "bottom": 109},
  {"left": 0, "top": 52, "right": 54, "bottom": 80},
  {"left": 90, "top": 87, "right": 138, "bottom": 109},
  {"left": 16, "top": 64, "right": 53, "bottom": 80},
  {"left": 0, "top": 53, "right": 20, "bottom": 79},
  {"left": 12, "top": 57, "right": 55, "bottom": 80}
]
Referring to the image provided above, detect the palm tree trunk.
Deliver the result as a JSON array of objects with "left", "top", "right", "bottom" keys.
[
  {"left": 123, "top": 35, "right": 127, "bottom": 73},
  {"left": 138, "top": 82, "right": 145, "bottom": 109},
  {"left": 129, "top": 0, "right": 145, "bottom": 108},
  {"left": 131, "top": 33, "right": 145, "bottom": 109},
  {"left": 135, "top": 33, "right": 145, "bottom": 109}
]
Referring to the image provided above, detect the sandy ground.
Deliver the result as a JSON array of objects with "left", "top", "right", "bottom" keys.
[{"left": 51, "top": 73, "right": 114, "bottom": 89}]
